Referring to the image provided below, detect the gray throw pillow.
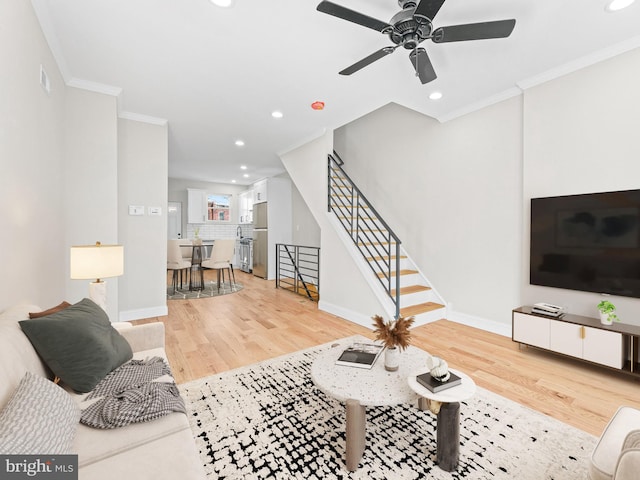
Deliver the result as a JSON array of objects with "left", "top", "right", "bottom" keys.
[
  {"left": 19, "top": 298, "right": 133, "bottom": 393},
  {"left": 0, "top": 372, "right": 80, "bottom": 454}
]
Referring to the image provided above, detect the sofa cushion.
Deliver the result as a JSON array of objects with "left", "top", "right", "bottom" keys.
[
  {"left": 19, "top": 298, "right": 133, "bottom": 393},
  {"left": 78, "top": 427, "right": 205, "bottom": 480},
  {"left": 0, "top": 372, "right": 80, "bottom": 454},
  {"left": 622, "top": 429, "right": 640, "bottom": 450},
  {"left": 0, "top": 304, "right": 50, "bottom": 408},
  {"left": 590, "top": 406, "right": 640, "bottom": 480},
  {"left": 29, "top": 301, "right": 71, "bottom": 318}
]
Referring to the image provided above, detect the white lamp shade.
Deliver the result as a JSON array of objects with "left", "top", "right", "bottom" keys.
[{"left": 70, "top": 243, "right": 124, "bottom": 281}]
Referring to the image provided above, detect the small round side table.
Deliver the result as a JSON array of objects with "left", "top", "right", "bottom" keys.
[{"left": 408, "top": 368, "right": 476, "bottom": 471}]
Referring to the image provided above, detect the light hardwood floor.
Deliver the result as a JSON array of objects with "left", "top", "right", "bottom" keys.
[{"left": 136, "top": 269, "right": 640, "bottom": 437}]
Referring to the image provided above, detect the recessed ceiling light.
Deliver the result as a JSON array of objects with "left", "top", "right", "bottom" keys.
[
  {"left": 429, "top": 91, "right": 443, "bottom": 100},
  {"left": 240, "top": 165, "right": 247, "bottom": 170},
  {"left": 243, "top": 173, "right": 249, "bottom": 178},
  {"left": 231, "top": 179, "right": 236, "bottom": 183},
  {"left": 271, "top": 110, "right": 283, "bottom": 119},
  {"left": 605, "top": 0, "right": 635, "bottom": 11},
  {"left": 210, "top": 0, "right": 234, "bottom": 7},
  {"left": 235, "top": 140, "right": 245, "bottom": 147}
]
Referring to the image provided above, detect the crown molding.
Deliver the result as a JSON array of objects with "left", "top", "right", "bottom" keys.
[
  {"left": 119, "top": 111, "right": 168, "bottom": 126},
  {"left": 436, "top": 87, "right": 523, "bottom": 123},
  {"left": 517, "top": 35, "right": 640, "bottom": 91}
]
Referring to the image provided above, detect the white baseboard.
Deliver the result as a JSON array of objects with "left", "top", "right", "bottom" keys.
[
  {"left": 448, "top": 310, "right": 512, "bottom": 338},
  {"left": 118, "top": 305, "right": 168, "bottom": 322},
  {"left": 318, "top": 301, "right": 374, "bottom": 330},
  {"left": 319, "top": 301, "right": 512, "bottom": 338}
]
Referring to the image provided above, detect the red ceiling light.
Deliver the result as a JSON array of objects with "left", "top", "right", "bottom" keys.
[{"left": 311, "top": 101, "right": 325, "bottom": 111}]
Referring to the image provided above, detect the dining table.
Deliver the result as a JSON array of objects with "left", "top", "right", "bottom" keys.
[{"left": 180, "top": 241, "right": 213, "bottom": 291}]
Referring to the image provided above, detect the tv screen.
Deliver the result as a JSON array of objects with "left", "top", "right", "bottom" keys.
[{"left": 530, "top": 189, "right": 640, "bottom": 298}]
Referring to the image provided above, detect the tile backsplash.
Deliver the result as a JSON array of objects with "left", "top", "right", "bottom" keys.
[{"left": 186, "top": 223, "right": 253, "bottom": 240}]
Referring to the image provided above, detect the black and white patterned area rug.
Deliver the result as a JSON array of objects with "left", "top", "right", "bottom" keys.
[{"left": 179, "top": 338, "right": 596, "bottom": 479}]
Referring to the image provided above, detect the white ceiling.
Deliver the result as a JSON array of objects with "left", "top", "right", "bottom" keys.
[{"left": 32, "top": 0, "right": 640, "bottom": 185}]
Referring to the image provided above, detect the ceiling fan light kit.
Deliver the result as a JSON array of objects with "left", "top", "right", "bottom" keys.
[{"left": 317, "top": 0, "right": 516, "bottom": 84}]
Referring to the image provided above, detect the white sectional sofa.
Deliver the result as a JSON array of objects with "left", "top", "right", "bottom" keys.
[{"left": 0, "top": 301, "right": 205, "bottom": 480}]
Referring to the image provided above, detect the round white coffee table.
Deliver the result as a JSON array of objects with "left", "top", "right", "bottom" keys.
[
  {"left": 311, "top": 338, "right": 429, "bottom": 471},
  {"left": 408, "top": 368, "right": 476, "bottom": 471}
]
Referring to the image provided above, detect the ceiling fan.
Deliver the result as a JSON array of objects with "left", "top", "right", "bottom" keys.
[{"left": 316, "top": 0, "right": 516, "bottom": 84}]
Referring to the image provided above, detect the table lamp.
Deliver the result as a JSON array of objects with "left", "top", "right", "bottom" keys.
[{"left": 70, "top": 242, "right": 124, "bottom": 311}]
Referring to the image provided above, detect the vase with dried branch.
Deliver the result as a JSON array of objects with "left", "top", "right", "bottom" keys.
[{"left": 372, "top": 315, "right": 415, "bottom": 371}]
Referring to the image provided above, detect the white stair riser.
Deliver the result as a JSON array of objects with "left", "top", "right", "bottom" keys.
[
  {"left": 398, "top": 290, "right": 438, "bottom": 305},
  {"left": 410, "top": 307, "right": 447, "bottom": 328},
  {"left": 368, "top": 257, "right": 413, "bottom": 272},
  {"left": 399, "top": 273, "right": 422, "bottom": 286}
]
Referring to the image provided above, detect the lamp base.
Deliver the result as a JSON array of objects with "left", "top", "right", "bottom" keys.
[{"left": 89, "top": 281, "right": 107, "bottom": 311}]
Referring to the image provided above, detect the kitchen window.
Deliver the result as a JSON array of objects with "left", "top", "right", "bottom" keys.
[{"left": 207, "top": 194, "right": 231, "bottom": 222}]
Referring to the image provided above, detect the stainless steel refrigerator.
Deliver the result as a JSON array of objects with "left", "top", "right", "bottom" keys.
[{"left": 252, "top": 202, "right": 268, "bottom": 278}]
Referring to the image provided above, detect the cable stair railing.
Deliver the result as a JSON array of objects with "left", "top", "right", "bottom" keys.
[{"left": 327, "top": 151, "right": 444, "bottom": 321}]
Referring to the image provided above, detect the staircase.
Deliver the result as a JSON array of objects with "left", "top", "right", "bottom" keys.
[{"left": 327, "top": 152, "right": 445, "bottom": 324}]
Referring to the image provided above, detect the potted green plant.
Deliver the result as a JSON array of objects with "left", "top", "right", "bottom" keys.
[{"left": 597, "top": 300, "right": 619, "bottom": 325}]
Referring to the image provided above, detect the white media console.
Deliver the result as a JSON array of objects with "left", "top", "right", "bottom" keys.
[{"left": 512, "top": 306, "right": 640, "bottom": 376}]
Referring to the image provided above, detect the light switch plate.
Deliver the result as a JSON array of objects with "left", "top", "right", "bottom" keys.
[
  {"left": 148, "top": 207, "right": 162, "bottom": 216},
  {"left": 129, "top": 205, "right": 145, "bottom": 216}
]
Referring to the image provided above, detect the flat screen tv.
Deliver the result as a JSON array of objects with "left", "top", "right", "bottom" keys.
[{"left": 530, "top": 189, "right": 640, "bottom": 298}]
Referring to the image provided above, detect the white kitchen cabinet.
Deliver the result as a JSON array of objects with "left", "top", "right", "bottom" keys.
[
  {"left": 238, "top": 189, "right": 254, "bottom": 224},
  {"left": 253, "top": 179, "right": 267, "bottom": 204},
  {"left": 513, "top": 307, "right": 626, "bottom": 371},
  {"left": 187, "top": 188, "right": 207, "bottom": 224}
]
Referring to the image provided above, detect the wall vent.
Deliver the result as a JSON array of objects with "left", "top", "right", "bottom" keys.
[{"left": 39, "top": 64, "right": 51, "bottom": 94}]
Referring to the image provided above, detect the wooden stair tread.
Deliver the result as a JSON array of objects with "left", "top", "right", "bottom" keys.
[
  {"left": 400, "top": 302, "right": 445, "bottom": 317},
  {"left": 391, "top": 285, "right": 431, "bottom": 296},
  {"left": 377, "top": 269, "right": 417, "bottom": 278}
]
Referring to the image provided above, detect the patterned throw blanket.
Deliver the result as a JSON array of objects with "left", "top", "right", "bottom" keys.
[{"left": 80, "top": 357, "right": 186, "bottom": 429}]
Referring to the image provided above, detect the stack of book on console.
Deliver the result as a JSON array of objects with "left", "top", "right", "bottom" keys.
[
  {"left": 335, "top": 343, "right": 384, "bottom": 369},
  {"left": 416, "top": 371, "right": 462, "bottom": 393}
]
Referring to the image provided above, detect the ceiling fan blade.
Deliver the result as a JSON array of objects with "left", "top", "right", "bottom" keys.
[
  {"left": 409, "top": 47, "right": 437, "bottom": 84},
  {"left": 317, "top": 1, "right": 391, "bottom": 32},
  {"left": 339, "top": 47, "right": 397, "bottom": 76},
  {"left": 431, "top": 19, "right": 516, "bottom": 43},
  {"left": 414, "top": 0, "right": 446, "bottom": 23},
  {"left": 432, "top": 19, "right": 515, "bottom": 43}
]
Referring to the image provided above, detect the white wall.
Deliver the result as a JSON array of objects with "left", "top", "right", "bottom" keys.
[
  {"left": 334, "top": 100, "right": 523, "bottom": 325},
  {"left": 522, "top": 47, "right": 640, "bottom": 325},
  {"left": 63, "top": 87, "right": 120, "bottom": 321},
  {"left": 281, "top": 132, "right": 387, "bottom": 327},
  {"left": 118, "top": 118, "right": 168, "bottom": 321},
  {"left": 0, "top": 0, "right": 67, "bottom": 310},
  {"left": 291, "top": 183, "right": 321, "bottom": 248}
]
